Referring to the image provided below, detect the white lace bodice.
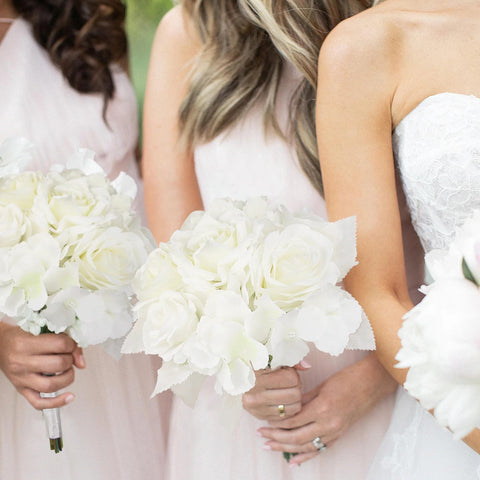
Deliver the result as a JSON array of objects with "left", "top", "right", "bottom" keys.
[{"left": 394, "top": 93, "right": 480, "bottom": 252}]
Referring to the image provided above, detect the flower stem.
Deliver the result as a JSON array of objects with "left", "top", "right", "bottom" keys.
[{"left": 49, "top": 437, "right": 63, "bottom": 453}]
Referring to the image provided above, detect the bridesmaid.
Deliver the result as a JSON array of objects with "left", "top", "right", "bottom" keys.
[
  {"left": 0, "top": 1, "right": 169, "bottom": 479},
  {"left": 142, "top": 0, "right": 422, "bottom": 476}
]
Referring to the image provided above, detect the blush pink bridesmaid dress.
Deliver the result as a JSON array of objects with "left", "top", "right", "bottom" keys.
[{"left": 0, "top": 18, "right": 170, "bottom": 480}]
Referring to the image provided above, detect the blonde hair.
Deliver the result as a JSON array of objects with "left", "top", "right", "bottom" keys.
[{"left": 179, "top": 0, "right": 370, "bottom": 194}]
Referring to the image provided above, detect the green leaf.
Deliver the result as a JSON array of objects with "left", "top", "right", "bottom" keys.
[
  {"left": 283, "top": 452, "right": 299, "bottom": 463},
  {"left": 267, "top": 355, "right": 273, "bottom": 369},
  {"left": 462, "top": 258, "right": 479, "bottom": 286}
]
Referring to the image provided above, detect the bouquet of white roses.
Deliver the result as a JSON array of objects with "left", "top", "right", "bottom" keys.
[
  {"left": 397, "top": 210, "right": 480, "bottom": 439},
  {"left": 123, "top": 197, "right": 374, "bottom": 406},
  {"left": 0, "top": 137, "right": 155, "bottom": 452}
]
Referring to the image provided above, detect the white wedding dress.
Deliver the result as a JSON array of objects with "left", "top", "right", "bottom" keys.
[
  {"left": 368, "top": 93, "right": 480, "bottom": 479},
  {"left": 165, "top": 62, "right": 424, "bottom": 479},
  {"left": 0, "top": 18, "right": 170, "bottom": 480}
]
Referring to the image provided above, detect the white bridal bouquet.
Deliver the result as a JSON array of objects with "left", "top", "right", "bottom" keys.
[
  {"left": 397, "top": 210, "right": 480, "bottom": 439},
  {"left": 123, "top": 196, "right": 375, "bottom": 406},
  {"left": 0, "top": 137, "right": 155, "bottom": 452}
]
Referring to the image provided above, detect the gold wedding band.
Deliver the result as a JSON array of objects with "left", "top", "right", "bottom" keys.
[{"left": 277, "top": 404, "right": 286, "bottom": 418}]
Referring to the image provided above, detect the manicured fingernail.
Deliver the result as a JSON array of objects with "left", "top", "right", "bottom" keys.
[
  {"left": 300, "top": 359, "right": 312, "bottom": 369},
  {"left": 263, "top": 444, "right": 272, "bottom": 450},
  {"left": 65, "top": 394, "right": 75, "bottom": 405},
  {"left": 78, "top": 354, "right": 86, "bottom": 368},
  {"left": 256, "top": 430, "right": 263, "bottom": 437},
  {"left": 289, "top": 462, "right": 299, "bottom": 469}
]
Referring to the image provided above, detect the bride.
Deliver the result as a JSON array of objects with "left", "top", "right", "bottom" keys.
[{"left": 316, "top": 0, "right": 480, "bottom": 477}]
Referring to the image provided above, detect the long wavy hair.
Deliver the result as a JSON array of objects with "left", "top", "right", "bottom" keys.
[
  {"left": 179, "top": 0, "right": 370, "bottom": 194},
  {"left": 13, "top": 0, "right": 127, "bottom": 108}
]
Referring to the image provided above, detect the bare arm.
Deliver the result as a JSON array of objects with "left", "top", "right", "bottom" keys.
[
  {"left": 316, "top": 15, "right": 480, "bottom": 452},
  {"left": 142, "top": 6, "right": 203, "bottom": 243}
]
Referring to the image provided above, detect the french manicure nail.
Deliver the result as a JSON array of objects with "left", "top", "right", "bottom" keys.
[
  {"left": 65, "top": 394, "right": 75, "bottom": 405},
  {"left": 300, "top": 359, "right": 312, "bottom": 369},
  {"left": 263, "top": 444, "right": 272, "bottom": 450},
  {"left": 289, "top": 462, "right": 299, "bottom": 469}
]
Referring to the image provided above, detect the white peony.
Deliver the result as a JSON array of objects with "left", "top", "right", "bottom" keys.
[
  {"left": 397, "top": 278, "right": 480, "bottom": 438},
  {"left": 171, "top": 207, "right": 256, "bottom": 292},
  {"left": 35, "top": 170, "right": 115, "bottom": 235}
]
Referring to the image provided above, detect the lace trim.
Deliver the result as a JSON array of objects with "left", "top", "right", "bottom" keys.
[{"left": 379, "top": 401, "right": 423, "bottom": 480}]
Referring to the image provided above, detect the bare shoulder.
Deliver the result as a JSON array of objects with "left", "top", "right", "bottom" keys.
[
  {"left": 152, "top": 5, "right": 202, "bottom": 59},
  {"left": 318, "top": 8, "right": 406, "bottom": 98}
]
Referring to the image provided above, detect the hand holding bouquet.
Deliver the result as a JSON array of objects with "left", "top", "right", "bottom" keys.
[{"left": 123, "top": 197, "right": 374, "bottom": 405}]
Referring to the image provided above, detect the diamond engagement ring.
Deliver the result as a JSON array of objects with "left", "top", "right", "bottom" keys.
[
  {"left": 312, "top": 436, "right": 327, "bottom": 452},
  {"left": 277, "top": 404, "right": 286, "bottom": 418}
]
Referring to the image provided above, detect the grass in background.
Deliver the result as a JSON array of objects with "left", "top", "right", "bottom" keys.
[{"left": 125, "top": 0, "right": 173, "bottom": 135}]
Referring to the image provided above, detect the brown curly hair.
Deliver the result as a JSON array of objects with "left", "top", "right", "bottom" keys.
[{"left": 13, "top": 0, "right": 127, "bottom": 107}]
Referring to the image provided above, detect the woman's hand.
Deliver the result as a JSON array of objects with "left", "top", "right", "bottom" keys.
[
  {"left": 0, "top": 323, "right": 85, "bottom": 410},
  {"left": 257, "top": 354, "right": 397, "bottom": 466},
  {"left": 242, "top": 361, "right": 311, "bottom": 421}
]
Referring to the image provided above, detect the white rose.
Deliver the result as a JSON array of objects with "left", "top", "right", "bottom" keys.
[
  {"left": 397, "top": 277, "right": 480, "bottom": 438},
  {"left": 132, "top": 243, "right": 183, "bottom": 302},
  {"left": 0, "top": 172, "right": 41, "bottom": 209},
  {"left": 0, "top": 204, "right": 27, "bottom": 247},
  {"left": 284, "top": 213, "right": 357, "bottom": 281},
  {"left": 137, "top": 291, "right": 199, "bottom": 359},
  {"left": 71, "top": 226, "right": 152, "bottom": 292},
  {"left": 252, "top": 223, "right": 341, "bottom": 310}
]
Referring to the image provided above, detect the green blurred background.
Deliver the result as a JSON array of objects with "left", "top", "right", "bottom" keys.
[{"left": 125, "top": 0, "right": 173, "bottom": 127}]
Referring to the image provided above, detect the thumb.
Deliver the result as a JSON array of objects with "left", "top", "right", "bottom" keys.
[
  {"left": 72, "top": 346, "right": 86, "bottom": 369},
  {"left": 294, "top": 359, "right": 312, "bottom": 371}
]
